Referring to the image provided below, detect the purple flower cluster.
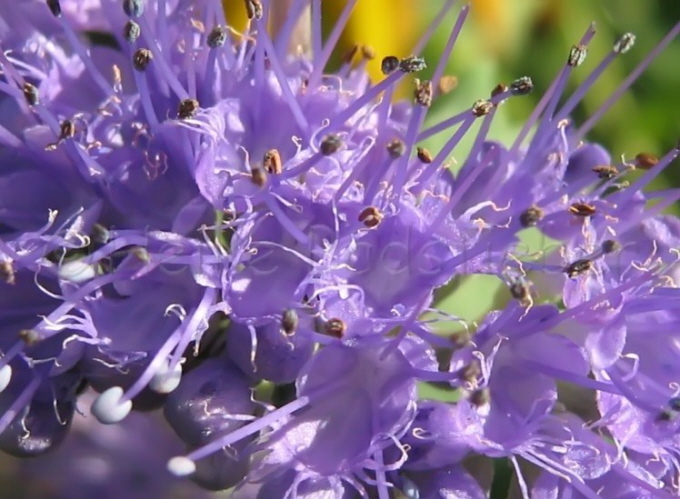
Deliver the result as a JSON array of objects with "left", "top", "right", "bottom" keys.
[{"left": 1, "top": 0, "right": 680, "bottom": 497}]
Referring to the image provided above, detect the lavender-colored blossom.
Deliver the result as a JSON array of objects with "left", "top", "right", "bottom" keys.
[{"left": 2, "top": 0, "right": 680, "bottom": 498}]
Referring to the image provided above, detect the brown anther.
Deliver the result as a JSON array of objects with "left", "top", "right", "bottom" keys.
[
  {"left": 244, "top": 0, "right": 263, "bottom": 20},
  {"left": 250, "top": 166, "right": 267, "bottom": 187},
  {"left": 437, "top": 75, "right": 458, "bottom": 96},
  {"left": 222, "top": 209, "right": 236, "bottom": 222},
  {"left": 361, "top": 45, "right": 376, "bottom": 60},
  {"left": 416, "top": 146, "right": 433, "bottom": 164},
  {"left": 458, "top": 362, "right": 480, "bottom": 383},
  {"left": 635, "top": 152, "right": 659, "bottom": 170},
  {"left": 46, "top": 119, "right": 76, "bottom": 150},
  {"left": 519, "top": 205, "right": 544, "bottom": 227},
  {"left": 386, "top": 138, "right": 406, "bottom": 159},
  {"left": 19, "top": 329, "right": 40, "bottom": 346},
  {"left": 569, "top": 202, "right": 596, "bottom": 217},
  {"left": 130, "top": 246, "right": 150, "bottom": 263},
  {"left": 1, "top": 261, "right": 15, "bottom": 285},
  {"left": 132, "top": 48, "right": 153, "bottom": 71},
  {"left": 601, "top": 240, "right": 620, "bottom": 254},
  {"left": 319, "top": 134, "right": 342, "bottom": 156},
  {"left": 324, "top": 318, "right": 346, "bottom": 338},
  {"left": 509, "top": 76, "right": 534, "bottom": 96},
  {"left": 281, "top": 309, "right": 298, "bottom": 336},
  {"left": 341, "top": 44, "right": 360, "bottom": 65},
  {"left": 413, "top": 79, "right": 433, "bottom": 107},
  {"left": 592, "top": 165, "right": 618, "bottom": 179},
  {"left": 22, "top": 82, "right": 39, "bottom": 106},
  {"left": 469, "top": 388, "right": 490, "bottom": 407},
  {"left": 509, "top": 279, "right": 531, "bottom": 304},
  {"left": 263, "top": 149, "right": 283, "bottom": 174},
  {"left": 177, "top": 98, "right": 200, "bottom": 119},
  {"left": 490, "top": 83, "right": 508, "bottom": 98},
  {"left": 472, "top": 99, "right": 494, "bottom": 117},
  {"left": 564, "top": 258, "right": 592, "bottom": 278},
  {"left": 358, "top": 206, "right": 383, "bottom": 228}
]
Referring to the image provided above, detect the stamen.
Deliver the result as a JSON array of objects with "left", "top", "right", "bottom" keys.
[
  {"left": 207, "top": 25, "right": 228, "bottom": 48},
  {"left": 569, "top": 202, "right": 596, "bottom": 218},
  {"left": 438, "top": 75, "right": 458, "bottom": 95},
  {"left": 90, "top": 386, "right": 133, "bottom": 424},
  {"left": 148, "top": 360, "right": 183, "bottom": 394},
  {"left": 416, "top": 147, "right": 433, "bottom": 164},
  {"left": 250, "top": 166, "right": 268, "bottom": 187},
  {"left": 381, "top": 56, "right": 400, "bottom": 75},
  {"left": 122, "top": 0, "right": 144, "bottom": 18},
  {"left": 123, "top": 21, "right": 141, "bottom": 43},
  {"left": 177, "top": 98, "right": 200, "bottom": 119},
  {"left": 358, "top": 206, "right": 383, "bottom": 228},
  {"left": 568, "top": 44, "right": 588, "bottom": 68},
  {"left": 413, "top": 79, "right": 433, "bottom": 107},
  {"left": 387, "top": 139, "right": 406, "bottom": 158},
  {"left": 613, "top": 32, "right": 636, "bottom": 55},
  {"left": 133, "top": 48, "right": 154, "bottom": 72},
  {"left": 0, "top": 364, "right": 11, "bottom": 393},
  {"left": 519, "top": 206, "right": 544, "bottom": 227},
  {"left": 263, "top": 149, "right": 283, "bottom": 174},
  {"left": 601, "top": 240, "right": 620, "bottom": 254},
  {"left": 634, "top": 152, "right": 659, "bottom": 170},
  {"left": 244, "top": 0, "right": 264, "bottom": 20},
  {"left": 1, "top": 261, "right": 15, "bottom": 285},
  {"left": 564, "top": 258, "right": 592, "bottom": 278},
  {"left": 319, "top": 134, "right": 342, "bottom": 155},
  {"left": 46, "top": 0, "right": 61, "bottom": 17},
  {"left": 398, "top": 56, "right": 427, "bottom": 74},
  {"left": 281, "top": 309, "right": 299, "bottom": 336},
  {"left": 22, "top": 82, "right": 39, "bottom": 106},
  {"left": 324, "top": 318, "right": 346, "bottom": 338},
  {"left": 509, "top": 76, "right": 534, "bottom": 96},
  {"left": 592, "top": 165, "right": 618, "bottom": 179},
  {"left": 472, "top": 99, "right": 494, "bottom": 117}
]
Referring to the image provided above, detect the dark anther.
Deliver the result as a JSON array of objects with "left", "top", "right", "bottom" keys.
[
  {"left": 123, "top": 20, "right": 141, "bottom": 43},
  {"left": 472, "top": 99, "right": 494, "bottom": 117},
  {"left": 469, "top": 388, "right": 490, "bottom": 407},
  {"left": 263, "top": 149, "right": 283, "bottom": 174},
  {"left": 22, "top": 82, "right": 39, "bottom": 106},
  {"left": 592, "top": 165, "right": 618, "bottom": 179},
  {"left": 490, "top": 83, "right": 508, "bottom": 98},
  {"left": 244, "top": 0, "right": 263, "bottom": 20},
  {"left": 509, "top": 76, "right": 534, "bottom": 96},
  {"left": 122, "top": 0, "right": 144, "bottom": 18},
  {"left": 250, "top": 167, "right": 267, "bottom": 187},
  {"left": 416, "top": 146, "right": 433, "bottom": 164},
  {"left": 564, "top": 259, "right": 592, "bottom": 278},
  {"left": 458, "top": 362, "right": 480, "bottom": 383},
  {"left": 669, "top": 397, "right": 680, "bottom": 412},
  {"left": 519, "top": 205, "right": 544, "bottom": 227},
  {"left": 569, "top": 202, "right": 596, "bottom": 217},
  {"left": 19, "top": 329, "right": 40, "bottom": 346},
  {"left": 413, "top": 79, "right": 433, "bottom": 107},
  {"left": 177, "top": 98, "right": 200, "bottom": 119},
  {"left": 1, "top": 261, "right": 15, "bottom": 285},
  {"left": 635, "top": 152, "right": 659, "bottom": 170},
  {"left": 281, "top": 309, "right": 298, "bottom": 336},
  {"left": 601, "top": 240, "right": 620, "bottom": 254},
  {"left": 386, "top": 138, "right": 406, "bottom": 159},
  {"left": 46, "top": 120, "right": 76, "bottom": 150},
  {"left": 509, "top": 279, "right": 531, "bottom": 305},
  {"left": 324, "top": 318, "right": 346, "bottom": 338},
  {"left": 614, "top": 33, "right": 636, "bottom": 54},
  {"left": 399, "top": 55, "right": 427, "bottom": 73},
  {"left": 319, "top": 134, "right": 342, "bottom": 155},
  {"left": 207, "top": 26, "right": 228, "bottom": 48},
  {"left": 568, "top": 44, "right": 587, "bottom": 67},
  {"left": 46, "top": 0, "right": 62, "bottom": 17},
  {"left": 358, "top": 206, "right": 383, "bottom": 228},
  {"left": 381, "top": 56, "right": 400, "bottom": 75},
  {"left": 132, "top": 48, "right": 153, "bottom": 72}
]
